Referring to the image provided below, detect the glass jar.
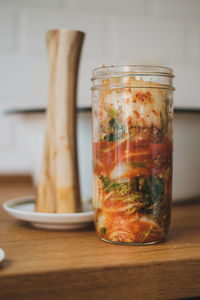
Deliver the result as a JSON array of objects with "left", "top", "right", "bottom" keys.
[{"left": 91, "top": 65, "right": 174, "bottom": 245}]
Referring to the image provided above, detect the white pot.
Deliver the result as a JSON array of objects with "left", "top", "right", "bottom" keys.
[
  {"left": 28, "top": 110, "right": 200, "bottom": 203},
  {"left": 77, "top": 111, "right": 200, "bottom": 202},
  {"left": 173, "top": 112, "right": 200, "bottom": 201}
]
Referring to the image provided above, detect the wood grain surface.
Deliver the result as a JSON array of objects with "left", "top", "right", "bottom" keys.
[
  {"left": 37, "top": 29, "right": 84, "bottom": 213},
  {"left": 0, "top": 176, "right": 200, "bottom": 300}
]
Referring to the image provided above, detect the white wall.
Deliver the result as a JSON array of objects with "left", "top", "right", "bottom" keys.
[
  {"left": 0, "top": 0, "right": 200, "bottom": 200},
  {"left": 1, "top": 0, "right": 200, "bottom": 110}
]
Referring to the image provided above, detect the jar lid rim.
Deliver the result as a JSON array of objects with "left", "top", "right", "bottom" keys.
[{"left": 92, "top": 65, "right": 174, "bottom": 78}]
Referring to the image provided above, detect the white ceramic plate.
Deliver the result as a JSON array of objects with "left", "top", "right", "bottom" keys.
[
  {"left": 3, "top": 196, "right": 94, "bottom": 230},
  {"left": 0, "top": 248, "right": 5, "bottom": 264}
]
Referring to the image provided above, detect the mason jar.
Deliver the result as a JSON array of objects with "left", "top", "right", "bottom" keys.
[{"left": 91, "top": 65, "right": 174, "bottom": 245}]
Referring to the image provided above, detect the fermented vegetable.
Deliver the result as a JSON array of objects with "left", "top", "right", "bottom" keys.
[{"left": 92, "top": 66, "right": 174, "bottom": 244}]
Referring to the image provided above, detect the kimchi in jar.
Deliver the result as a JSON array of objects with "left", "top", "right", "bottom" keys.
[{"left": 92, "top": 65, "right": 174, "bottom": 245}]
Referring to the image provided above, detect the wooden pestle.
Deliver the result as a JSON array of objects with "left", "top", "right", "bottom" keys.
[{"left": 36, "top": 29, "right": 84, "bottom": 213}]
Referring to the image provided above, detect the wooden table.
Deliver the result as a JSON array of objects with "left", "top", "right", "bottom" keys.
[{"left": 0, "top": 176, "right": 200, "bottom": 300}]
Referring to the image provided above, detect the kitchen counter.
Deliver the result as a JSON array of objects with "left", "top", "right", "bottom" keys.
[{"left": 0, "top": 176, "right": 200, "bottom": 300}]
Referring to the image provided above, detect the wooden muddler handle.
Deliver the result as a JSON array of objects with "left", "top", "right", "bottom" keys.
[{"left": 36, "top": 29, "right": 84, "bottom": 213}]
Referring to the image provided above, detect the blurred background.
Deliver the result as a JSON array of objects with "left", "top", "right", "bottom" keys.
[{"left": 0, "top": 0, "right": 200, "bottom": 201}]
